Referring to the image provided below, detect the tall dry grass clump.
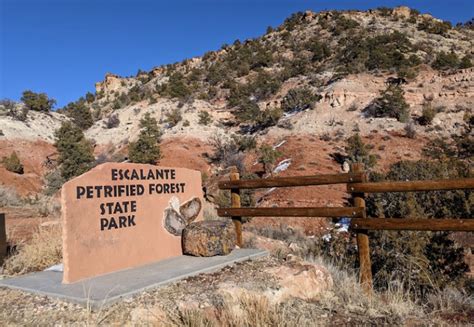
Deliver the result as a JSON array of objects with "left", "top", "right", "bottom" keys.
[{"left": 3, "top": 224, "right": 62, "bottom": 275}]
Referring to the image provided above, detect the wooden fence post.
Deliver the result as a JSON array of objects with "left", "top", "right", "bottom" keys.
[
  {"left": 350, "top": 163, "right": 373, "bottom": 293},
  {"left": 230, "top": 169, "right": 242, "bottom": 247},
  {"left": 0, "top": 213, "right": 6, "bottom": 265}
]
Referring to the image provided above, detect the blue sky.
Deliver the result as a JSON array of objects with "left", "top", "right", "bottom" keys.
[{"left": 1, "top": 0, "right": 473, "bottom": 108}]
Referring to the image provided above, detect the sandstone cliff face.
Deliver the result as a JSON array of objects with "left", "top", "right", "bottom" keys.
[{"left": 94, "top": 73, "right": 123, "bottom": 94}]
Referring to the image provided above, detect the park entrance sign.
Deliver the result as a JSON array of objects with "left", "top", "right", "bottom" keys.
[{"left": 61, "top": 162, "right": 203, "bottom": 283}]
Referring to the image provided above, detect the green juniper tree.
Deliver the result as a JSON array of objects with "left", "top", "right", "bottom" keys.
[
  {"left": 21, "top": 90, "right": 56, "bottom": 112},
  {"left": 54, "top": 121, "right": 95, "bottom": 180},
  {"left": 345, "top": 133, "right": 377, "bottom": 169},
  {"left": 366, "top": 85, "right": 410, "bottom": 122},
  {"left": 128, "top": 113, "right": 163, "bottom": 164},
  {"left": 258, "top": 144, "right": 282, "bottom": 175},
  {"left": 64, "top": 100, "right": 94, "bottom": 130}
]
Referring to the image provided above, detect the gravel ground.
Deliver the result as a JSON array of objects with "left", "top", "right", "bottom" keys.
[{"left": 0, "top": 256, "right": 467, "bottom": 326}]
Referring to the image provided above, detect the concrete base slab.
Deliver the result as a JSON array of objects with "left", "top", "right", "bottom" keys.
[{"left": 0, "top": 248, "right": 268, "bottom": 308}]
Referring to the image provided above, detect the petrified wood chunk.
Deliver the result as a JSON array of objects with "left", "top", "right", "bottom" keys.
[
  {"left": 164, "top": 208, "right": 186, "bottom": 236},
  {"left": 182, "top": 220, "right": 236, "bottom": 257},
  {"left": 179, "top": 197, "right": 202, "bottom": 224}
]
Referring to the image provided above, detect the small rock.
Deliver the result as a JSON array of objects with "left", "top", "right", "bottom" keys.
[{"left": 182, "top": 220, "right": 236, "bottom": 256}]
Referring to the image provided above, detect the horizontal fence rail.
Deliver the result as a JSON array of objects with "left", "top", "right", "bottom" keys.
[
  {"left": 218, "top": 172, "right": 365, "bottom": 189},
  {"left": 351, "top": 218, "right": 474, "bottom": 231},
  {"left": 217, "top": 207, "right": 365, "bottom": 218},
  {"left": 217, "top": 164, "right": 474, "bottom": 294},
  {"left": 348, "top": 178, "right": 474, "bottom": 193}
]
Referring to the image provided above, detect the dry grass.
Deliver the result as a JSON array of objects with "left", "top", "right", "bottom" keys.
[
  {"left": 0, "top": 185, "right": 22, "bottom": 207},
  {"left": 3, "top": 224, "right": 62, "bottom": 275},
  {"left": 163, "top": 292, "right": 291, "bottom": 327},
  {"left": 312, "top": 256, "right": 420, "bottom": 321}
]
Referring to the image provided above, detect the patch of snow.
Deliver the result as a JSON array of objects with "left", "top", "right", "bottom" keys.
[
  {"left": 322, "top": 234, "right": 332, "bottom": 242},
  {"left": 263, "top": 187, "right": 276, "bottom": 196},
  {"left": 273, "top": 140, "right": 286, "bottom": 149},
  {"left": 336, "top": 217, "right": 351, "bottom": 232},
  {"left": 273, "top": 159, "right": 292, "bottom": 173},
  {"left": 44, "top": 263, "right": 63, "bottom": 272}
]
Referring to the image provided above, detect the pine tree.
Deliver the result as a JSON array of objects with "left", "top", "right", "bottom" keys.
[
  {"left": 128, "top": 113, "right": 163, "bottom": 164},
  {"left": 55, "top": 121, "right": 95, "bottom": 180}
]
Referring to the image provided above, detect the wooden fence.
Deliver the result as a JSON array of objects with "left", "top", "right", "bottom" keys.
[{"left": 217, "top": 163, "right": 474, "bottom": 292}]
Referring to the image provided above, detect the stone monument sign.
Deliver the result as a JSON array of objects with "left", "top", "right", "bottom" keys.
[{"left": 61, "top": 162, "right": 203, "bottom": 283}]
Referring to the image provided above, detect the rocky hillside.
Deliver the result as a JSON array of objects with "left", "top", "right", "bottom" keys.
[{"left": 0, "top": 6, "right": 472, "bottom": 198}]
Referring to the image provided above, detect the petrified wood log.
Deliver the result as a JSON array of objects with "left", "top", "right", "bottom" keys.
[{"left": 182, "top": 220, "right": 236, "bottom": 256}]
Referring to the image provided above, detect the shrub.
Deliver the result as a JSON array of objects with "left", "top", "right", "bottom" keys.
[
  {"left": 423, "top": 114, "right": 473, "bottom": 160},
  {"left": 256, "top": 107, "right": 283, "bottom": 129},
  {"left": 306, "top": 38, "right": 331, "bottom": 62},
  {"left": 418, "top": 18, "right": 452, "bottom": 35},
  {"left": 128, "top": 113, "right": 162, "bottom": 164},
  {"left": 198, "top": 111, "right": 212, "bottom": 125},
  {"left": 345, "top": 133, "right": 377, "bottom": 169},
  {"left": 2, "top": 151, "right": 24, "bottom": 174},
  {"left": 459, "top": 55, "right": 472, "bottom": 69},
  {"left": 4, "top": 224, "right": 62, "bottom": 275},
  {"left": 365, "top": 160, "right": 471, "bottom": 295},
  {"left": 0, "top": 186, "right": 22, "bottom": 207},
  {"left": 258, "top": 144, "right": 281, "bottom": 175},
  {"left": 339, "top": 31, "right": 414, "bottom": 72},
  {"left": 234, "top": 99, "right": 261, "bottom": 123},
  {"left": 162, "top": 72, "right": 191, "bottom": 99},
  {"left": 64, "top": 100, "right": 93, "bottom": 130},
  {"left": 281, "top": 87, "right": 320, "bottom": 113},
  {"left": 164, "top": 108, "right": 182, "bottom": 127},
  {"left": 1, "top": 99, "right": 28, "bottom": 121},
  {"left": 404, "top": 121, "right": 417, "bottom": 138},
  {"left": 432, "top": 51, "right": 459, "bottom": 70},
  {"left": 282, "top": 11, "right": 304, "bottom": 31},
  {"left": 54, "top": 121, "right": 95, "bottom": 180},
  {"left": 250, "top": 71, "right": 281, "bottom": 101},
  {"left": 112, "top": 100, "right": 122, "bottom": 110},
  {"left": 365, "top": 85, "right": 410, "bottom": 122},
  {"left": 419, "top": 102, "right": 436, "bottom": 125},
  {"left": 105, "top": 114, "right": 120, "bottom": 129},
  {"left": 232, "top": 134, "right": 257, "bottom": 152},
  {"left": 85, "top": 92, "right": 95, "bottom": 103},
  {"left": 210, "top": 133, "right": 256, "bottom": 167},
  {"left": 21, "top": 90, "right": 56, "bottom": 112},
  {"left": 332, "top": 14, "right": 360, "bottom": 35},
  {"left": 44, "top": 169, "right": 65, "bottom": 196}
]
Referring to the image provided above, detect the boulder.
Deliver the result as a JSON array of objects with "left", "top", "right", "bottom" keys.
[
  {"left": 265, "top": 261, "right": 333, "bottom": 302},
  {"left": 182, "top": 220, "right": 236, "bottom": 256}
]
